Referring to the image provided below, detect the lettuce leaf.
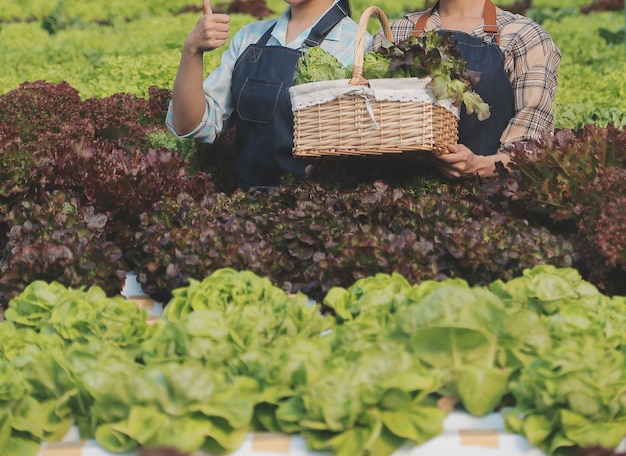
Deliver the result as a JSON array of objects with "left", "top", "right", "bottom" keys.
[
  {"left": 505, "top": 338, "right": 626, "bottom": 455},
  {"left": 293, "top": 47, "right": 350, "bottom": 85}
]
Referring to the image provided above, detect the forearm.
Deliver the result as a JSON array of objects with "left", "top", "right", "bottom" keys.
[
  {"left": 170, "top": 48, "right": 208, "bottom": 136},
  {"left": 473, "top": 152, "right": 512, "bottom": 177},
  {"left": 438, "top": 144, "right": 512, "bottom": 179}
]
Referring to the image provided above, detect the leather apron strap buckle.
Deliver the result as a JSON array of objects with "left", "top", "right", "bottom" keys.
[{"left": 412, "top": 0, "right": 500, "bottom": 45}]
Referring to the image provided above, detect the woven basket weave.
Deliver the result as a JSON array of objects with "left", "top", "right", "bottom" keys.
[{"left": 291, "top": 6, "right": 459, "bottom": 157}]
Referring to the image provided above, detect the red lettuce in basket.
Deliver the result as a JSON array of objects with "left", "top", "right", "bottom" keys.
[{"left": 378, "top": 32, "right": 490, "bottom": 120}]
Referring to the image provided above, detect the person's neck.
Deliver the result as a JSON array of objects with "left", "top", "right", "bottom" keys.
[
  {"left": 290, "top": 0, "right": 334, "bottom": 21},
  {"left": 437, "top": 0, "right": 484, "bottom": 19},
  {"left": 287, "top": 0, "right": 334, "bottom": 43},
  {"left": 437, "top": 0, "right": 485, "bottom": 33}
]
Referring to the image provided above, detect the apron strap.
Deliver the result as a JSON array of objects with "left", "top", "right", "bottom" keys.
[
  {"left": 413, "top": 0, "right": 499, "bottom": 45},
  {"left": 255, "top": 2, "right": 349, "bottom": 49},
  {"left": 482, "top": 0, "right": 499, "bottom": 39},
  {"left": 303, "top": 2, "right": 349, "bottom": 48},
  {"left": 256, "top": 22, "right": 276, "bottom": 46}
]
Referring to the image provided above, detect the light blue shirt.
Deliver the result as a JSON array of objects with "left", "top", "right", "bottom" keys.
[{"left": 166, "top": 2, "right": 368, "bottom": 143}]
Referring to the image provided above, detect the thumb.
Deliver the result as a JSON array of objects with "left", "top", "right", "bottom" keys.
[{"left": 203, "top": 0, "right": 212, "bottom": 14}]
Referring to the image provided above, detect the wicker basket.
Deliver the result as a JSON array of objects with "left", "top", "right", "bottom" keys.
[{"left": 290, "top": 5, "right": 459, "bottom": 158}]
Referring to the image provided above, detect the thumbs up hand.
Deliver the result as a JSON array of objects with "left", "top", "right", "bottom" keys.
[{"left": 185, "top": 0, "right": 230, "bottom": 54}]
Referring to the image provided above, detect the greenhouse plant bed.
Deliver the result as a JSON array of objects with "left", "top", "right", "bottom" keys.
[{"left": 37, "top": 411, "right": 546, "bottom": 456}]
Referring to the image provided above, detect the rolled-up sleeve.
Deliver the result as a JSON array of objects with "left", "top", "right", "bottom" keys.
[
  {"left": 165, "top": 28, "right": 248, "bottom": 143},
  {"left": 500, "top": 21, "right": 561, "bottom": 146}
]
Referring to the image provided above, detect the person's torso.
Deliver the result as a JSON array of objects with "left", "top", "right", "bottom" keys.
[
  {"left": 230, "top": 2, "right": 351, "bottom": 189},
  {"left": 448, "top": 30, "right": 515, "bottom": 155},
  {"left": 410, "top": 3, "right": 515, "bottom": 155}
]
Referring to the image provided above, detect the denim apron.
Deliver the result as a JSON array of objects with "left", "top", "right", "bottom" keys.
[
  {"left": 230, "top": 3, "right": 349, "bottom": 190},
  {"left": 413, "top": 0, "right": 514, "bottom": 155}
]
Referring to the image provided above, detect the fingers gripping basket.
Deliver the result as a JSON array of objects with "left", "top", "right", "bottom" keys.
[{"left": 290, "top": 6, "right": 459, "bottom": 157}]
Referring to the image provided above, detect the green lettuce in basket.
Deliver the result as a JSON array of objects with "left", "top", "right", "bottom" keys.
[
  {"left": 293, "top": 30, "right": 490, "bottom": 120},
  {"left": 362, "top": 51, "right": 394, "bottom": 79},
  {"left": 293, "top": 46, "right": 350, "bottom": 85}
]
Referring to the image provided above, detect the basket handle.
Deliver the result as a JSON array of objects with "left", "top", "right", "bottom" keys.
[{"left": 349, "top": 6, "right": 394, "bottom": 86}]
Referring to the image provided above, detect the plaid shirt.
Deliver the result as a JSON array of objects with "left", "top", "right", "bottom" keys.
[{"left": 372, "top": 8, "right": 562, "bottom": 150}]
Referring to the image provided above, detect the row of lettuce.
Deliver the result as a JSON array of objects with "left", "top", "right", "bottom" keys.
[
  {"left": 1, "top": 79, "right": 626, "bottom": 309},
  {"left": 1, "top": 1, "right": 625, "bottom": 128},
  {"left": 2, "top": 265, "right": 626, "bottom": 456},
  {"left": 0, "top": 0, "right": 594, "bottom": 23}
]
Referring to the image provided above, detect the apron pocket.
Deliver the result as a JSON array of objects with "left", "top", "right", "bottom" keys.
[{"left": 236, "top": 78, "right": 283, "bottom": 123}]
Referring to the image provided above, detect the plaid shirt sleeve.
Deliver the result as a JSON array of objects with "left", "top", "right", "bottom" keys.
[
  {"left": 371, "top": 10, "right": 562, "bottom": 151},
  {"left": 499, "top": 17, "right": 561, "bottom": 146}
]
